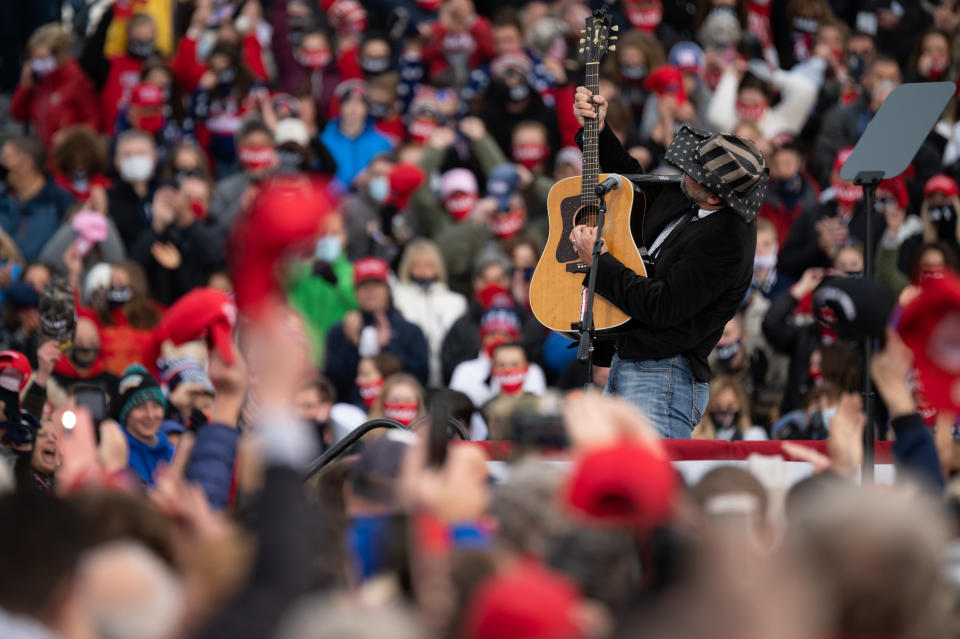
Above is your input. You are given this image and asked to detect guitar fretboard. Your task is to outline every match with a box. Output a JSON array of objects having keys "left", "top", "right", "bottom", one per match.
[{"left": 581, "top": 60, "right": 601, "bottom": 211}]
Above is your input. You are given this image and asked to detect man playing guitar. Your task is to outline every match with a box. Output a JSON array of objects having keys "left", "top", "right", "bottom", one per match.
[{"left": 569, "top": 87, "right": 768, "bottom": 438}]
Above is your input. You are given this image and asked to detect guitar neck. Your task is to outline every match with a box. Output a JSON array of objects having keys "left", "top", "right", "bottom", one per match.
[{"left": 581, "top": 61, "right": 601, "bottom": 207}]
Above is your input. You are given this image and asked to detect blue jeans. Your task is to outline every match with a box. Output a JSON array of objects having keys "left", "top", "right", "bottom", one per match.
[{"left": 604, "top": 353, "right": 710, "bottom": 439}]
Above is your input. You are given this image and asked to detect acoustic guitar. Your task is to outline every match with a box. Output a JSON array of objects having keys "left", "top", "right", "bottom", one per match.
[{"left": 529, "top": 9, "right": 647, "bottom": 334}]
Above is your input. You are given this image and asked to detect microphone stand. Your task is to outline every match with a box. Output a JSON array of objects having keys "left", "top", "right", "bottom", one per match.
[{"left": 576, "top": 186, "right": 609, "bottom": 387}]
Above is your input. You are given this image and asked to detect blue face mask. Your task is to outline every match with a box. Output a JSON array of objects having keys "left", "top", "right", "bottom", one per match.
[
  {"left": 368, "top": 176, "right": 389, "bottom": 204},
  {"left": 411, "top": 276, "right": 436, "bottom": 291},
  {"left": 314, "top": 235, "right": 341, "bottom": 262},
  {"left": 820, "top": 406, "right": 838, "bottom": 430}
]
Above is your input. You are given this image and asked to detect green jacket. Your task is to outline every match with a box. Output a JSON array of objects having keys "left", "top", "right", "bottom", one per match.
[{"left": 286, "top": 256, "right": 357, "bottom": 366}]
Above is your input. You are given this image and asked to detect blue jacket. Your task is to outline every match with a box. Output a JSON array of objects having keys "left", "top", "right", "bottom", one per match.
[
  {"left": 320, "top": 119, "right": 392, "bottom": 187},
  {"left": 186, "top": 423, "right": 240, "bottom": 510},
  {"left": 324, "top": 308, "right": 429, "bottom": 406},
  {"left": 891, "top": 413, "right": 944, "bottom": 491},
  {"left": 0, "top": 182, "right": 73, "bottom": 261},
  {"left": 124, "top": 427, "right": 175, "bottom": 487}
]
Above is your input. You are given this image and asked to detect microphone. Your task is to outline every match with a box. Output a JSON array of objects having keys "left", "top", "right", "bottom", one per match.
[{"left": 595, "top": 174, "right": 623, "bottom": 197}]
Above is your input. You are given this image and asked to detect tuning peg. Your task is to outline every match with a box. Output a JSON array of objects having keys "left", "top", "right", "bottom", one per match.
[
  {"left": 609, "top": 45, "right": 616, "bottom": 52},
  {"left": 611, "top": 25, "right": 619, "bottom": 31},
  {"left": 580, "top": 28, "right": 586, "bottom": 34},
  {"left": 578, "top": 48, "right": 584, "bottom": 54},
  {"left": 579, "top": 38, "right": 585, "bottom": 44},
  {"left": 609, "top": 36, "right": 618, "bottom": 41}
]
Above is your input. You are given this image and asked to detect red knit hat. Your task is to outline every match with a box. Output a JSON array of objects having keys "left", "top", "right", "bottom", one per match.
[
  {"left": 229, "top": 177, "right": 332, "bottom": 315},
  {"left": 924, "top": 173, "right": 960, "bottom": 198},
  {"left": 0, "top": 351, "right": 32, "bottom": 393},
  {"left": 152, "top": 288, "right": 237, "bottom": 366},
  {"left": 878, "top": 175, "right": 909, "bottom": 209},
  {"left": 565, "top": 440, "right": 677, "bottom": 532},
  {"left": 475, "top": 283, "right": 514, "bottom": 310},
  {"left": 387, "top": 164, "right": 426, "bottom": 210},
  {"left": 461, "top": 561, "right": 584, "bottom": 639}
]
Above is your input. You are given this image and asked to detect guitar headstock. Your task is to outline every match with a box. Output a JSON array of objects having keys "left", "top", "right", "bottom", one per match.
[{"left": 578, "top": 8, "right": 618, "bottom": 64}]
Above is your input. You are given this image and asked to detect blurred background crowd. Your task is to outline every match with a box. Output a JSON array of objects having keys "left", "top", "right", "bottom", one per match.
[{"left": 3, "top": 0, "right": 960, "bottom": 637}]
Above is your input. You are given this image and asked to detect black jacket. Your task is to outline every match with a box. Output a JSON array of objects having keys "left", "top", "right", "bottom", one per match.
[
  {"left": 129, "top": 221, "right": 226, "bottom": 306},
  {"left": 761, "top": 289, "right": 820, "bottom": 414},
  {"left": 585, "top": 127, "right": 756, "bottom": 382},
  {"left": 107, "top": 180, "right": 157, "bottom": 250},
  {"left": 779, "top": 200, "right": 885, "bottom": 281}
]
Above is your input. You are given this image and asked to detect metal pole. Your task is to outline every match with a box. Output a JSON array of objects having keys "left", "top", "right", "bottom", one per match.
[
  {"left": 578, "top": 191, "right": 609, "bottom": 388},
  {"left": 856, "top": 171, "right": 883, "bottom": 483}
]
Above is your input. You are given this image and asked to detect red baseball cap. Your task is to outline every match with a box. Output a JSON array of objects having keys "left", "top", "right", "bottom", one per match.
[
  {"left": 0, "top": 351, "right": 32, "bottom": 393},
  {"left": 924, "top": 173, "right": 960, "bottom": 198},
  {"left": 878, "top": 175, "right": 908, "bottom": 209},
  {"left": 833, "top": 147, "right": 855, "bottom": 175},
  {"left": 353, "top": 256, "right": 390, "bottom": 285},
  {"left": 644, "top": 65, "right": 688, "bottom": 103},
  {"left": 565, "top": 440, "right": 677, "bottom": 532},
  {"left": 896, "top": 269, "right": 960, "bottom": 412},
  {"left": 461, "top": 561, "right": 584, "bottom": 639},
  {"left": 130, "top": 82, "right": 166, "bottom": 108}
]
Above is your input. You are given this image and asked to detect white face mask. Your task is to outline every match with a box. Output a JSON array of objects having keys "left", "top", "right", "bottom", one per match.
[
  {"left": 119, "top": 154, "right": 155, "bottom": 183},
  {"left": 30, "top": 56, "right": 57, "bottom": 77}
]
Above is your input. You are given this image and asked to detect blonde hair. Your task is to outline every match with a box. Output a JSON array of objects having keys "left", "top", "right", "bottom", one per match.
[
  {"left": 27, "top": 24, "right": 72, "bottom": 60},
  {"left": 397, "top": 238, "right": 448, "bottom": 286},
  {"left": 693, "top": 376, "right": 753, "bottom": 440},
  {"left": 0, "top": 229, "right": 24, "bottom": 269}
]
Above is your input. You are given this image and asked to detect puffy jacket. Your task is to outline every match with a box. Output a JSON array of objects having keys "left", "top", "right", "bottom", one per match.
[
  {"left": 320, "top": 120, "right": 393, "bottom": 188},
  {"left": 186, "top": 423, "right": 240, "bottom": 510},
  {"left": 392, "top": 281, "right": 468, "bottom": 387},
  {"left": 10, "top": 59, "right": 100, "bottom": 148}
]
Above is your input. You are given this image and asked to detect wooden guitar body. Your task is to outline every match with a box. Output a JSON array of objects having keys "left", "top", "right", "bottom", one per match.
[{"left": 529, "top": 173, "right": 647, "bottom": 333}]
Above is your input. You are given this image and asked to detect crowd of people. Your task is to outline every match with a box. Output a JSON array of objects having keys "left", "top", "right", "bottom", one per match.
[{"left": 3, "top": 0, "right": 960, "bottom": 637}]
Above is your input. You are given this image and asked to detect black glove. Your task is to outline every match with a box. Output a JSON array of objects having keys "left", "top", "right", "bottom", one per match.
[{"left": 1, "top": 411, "right": 40, "bottom": 453}]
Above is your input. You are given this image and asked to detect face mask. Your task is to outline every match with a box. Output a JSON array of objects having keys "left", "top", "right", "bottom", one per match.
[
  {"left": 736, "top": 99, "right": 768, "bottom": 123},
  {"left": 928, "top": 55, "right": 950, "bottom": 80},
  {"left": 239, "top": 146, "right": 277, "bottom": 173},
  {"left": 217, "top": 67, "right": 237, "bottom": 87},
  {"left": 710, "top": 6, "right": 738, "bottom": 19},
  {"left": 136, "top": 113, "right": 166, "bottom": 135},
  {"left": 358, "top": 378, "right": 384, "bottom": 408},
  {"left": 383, "top": 401, "right": 418, "bottom": 427},
  {"left": 369, "top": 102, "right": 390, "bottom": 119},
  {"left": 490, "top": 208, "right": 525, "bottom": 240},
  {"left": 128, "top": 40, "right": 155, "bottom": 59},
  {"left": 493, "top": 366, "right": 527, "bottom": 395},
  {"left": 174, "top": 168, "right": 202, "bottom": 185},
  {"left": 834, "top": 182, "right": 863, "bottom": 208},
  {"left": 709, "top": 410, "right": 739, "bottom": 430},
  {"left": 368, "top": 175, "right": 390, "bottom": 203},
  {"left": 714, "top": 340, "right": 741, "bottom": 367},
  {"left": 276, "top": 148, "right": 305, "bottom": 171},
  {"left": 298, "top": 49, "right": 332, "bottom": 70},
  {"left": 819, "top": 406, "right": 838, "bottom": 430},
  {"left": 408, "top": 117, "right": 439, "bottom": 144},
  {"left": 314, "top": 234, "right": 341, "bottom": 262},
  {"left": 70, "top": 346, "right": 99, "bottom": 368},
  {"left": 107, "top": 286, "right": 133, "bottom": 308},
  {"left": 928, "top": 205, "right": 957, "bottom": 240},
  {"left": 30, "top": 56, "right": 57, "bottom": 77},
  {"left": 512, "top": 143, "right": 549, "bottom": 170},
  {"left": 411, "top": 276, "right": 437, "bottom": 291},
  {"left": 361, "top": 57, "right": 391, "bottom": 75},
  {"left": 754, "top": 251, "right": 777, "bottom": 272},
  {"left": 620, "top": 64, "right": 647, "bottom": 82},
  {"left": 70, "top": 170, "right": 90, "bottom": 197},
  {"left": 0, "top": 164, "right": 9, "bottom": 183},
  {"left": 508, "top": 83, "right": 531, "bottom": 103},
  {"left": 119, "top": 154, "right": 155, "bottom": 183},
  {"left": 189, "top": 199, "right": 208, "bottom": 220},
  {"left": 808, "top": 367, "right": 824, "bottom": 386},
  {"left": 444, "top": 193, "right": 477, "bottom": 221}
]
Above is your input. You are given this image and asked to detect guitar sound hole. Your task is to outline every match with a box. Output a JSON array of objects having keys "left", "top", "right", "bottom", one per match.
[{"left": 574, "top": 204, "right": 600, "bottom": 228}]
